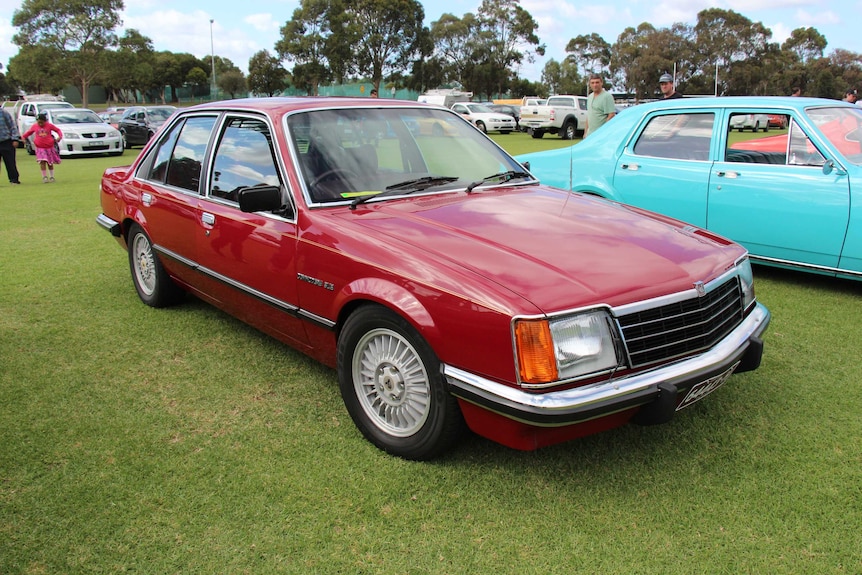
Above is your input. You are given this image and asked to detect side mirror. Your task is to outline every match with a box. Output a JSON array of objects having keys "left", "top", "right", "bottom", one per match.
[
  {"left": 822, "top": 159, "right": 846, "bottom": 176},
  {"left": 521, "top": 161, "right": 531, "bottom": 172},
  {"left": 237, "top": 185, "right": 284, "bottom": 213}
]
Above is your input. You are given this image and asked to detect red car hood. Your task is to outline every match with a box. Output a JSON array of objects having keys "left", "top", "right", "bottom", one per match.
[{"left": 335, "top": 186, "right": 744, "bottom": 314}]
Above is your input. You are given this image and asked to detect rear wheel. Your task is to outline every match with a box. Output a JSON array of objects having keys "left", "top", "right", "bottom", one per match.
[
  {"left": 127, "top": 223, "right": 184, "bottom": 308},
  {"left": 530, "top": 128, "right": 545, "bottom": 139},
  {"left": 337, "top": 305, "right": 465, "bottom": 460},
  {"left": 561, "top": 120, "right": 576, "bottom": 140}
]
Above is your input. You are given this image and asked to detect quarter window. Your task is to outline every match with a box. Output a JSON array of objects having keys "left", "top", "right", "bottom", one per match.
[
  {"left": 632, "top": 113, "right": 714, "bottom": 161},
  {"left": 147, "top": 116, "right": 216, "bottom": 192}
]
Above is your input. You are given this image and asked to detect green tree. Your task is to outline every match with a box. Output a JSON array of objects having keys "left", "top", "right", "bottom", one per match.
[
  {"left": 101, "top": 29, "right": 154, "bottom": 103},
  {"left": 218, "top": 70, "right": 248, "bottom": 99},
  {"left": 565, "top": 33, "right": 611, "bottom": 78},
  {"left": 348, "top": 0, "right": 426, "bottom": 94},
  {"left": 12, "top": 0, "right": 124, "bottom": 107},
  {"left": 276, "top": 0, "right": 338, "bottom": 96},
  {"left": 429, "top": 13, "right": 477, "bottom": 87},
  {"left": 248, "top": 50, "right": 288, "bottom": 96},
  {"left": 7, "top": 45, "right": 66, "bottom": 94},
  {"left": 692, "top": 8, "right": 771, "bottom": 95},
  {"left": 472, "top": 0, "right": 544, "bottom": 96},
  {"left": 186, "top": 66, "right": 208, "bottom": 98}
]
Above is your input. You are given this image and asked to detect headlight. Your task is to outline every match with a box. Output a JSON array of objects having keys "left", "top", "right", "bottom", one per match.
[
  {"left": 64, "top": 133, "right": 81, "bottom": 140},
  {"left": 737, "top": 256, "right": 755, "bottom": 309},
  {"left": 109, "top": 130, "right": 120, "bottom": 138},
  {"left": 514, "top": 310, "right": 622, "bottom": 386}
]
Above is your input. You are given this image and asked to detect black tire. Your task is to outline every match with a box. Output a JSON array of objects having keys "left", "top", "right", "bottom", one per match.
[
  {"left": 475, "top": 121, "right": 487, "bottom": 133},
  {"left": 127, "top": 223, "right": 184, "bottom": 308},
  {"left": 499, "top": 130, "right": 511, "bottom": 135},
  {"left": 530, "top": 128, "right": 545, "bottom": 139},
  {"left": 561, "top": 120, "right": 576, "bottom": 140},
  {"left": 121, "top": 131, "right": 131, "bottom": 149},
  {"left": 337, "top": 304, "right": 465, "bottom": 460}
]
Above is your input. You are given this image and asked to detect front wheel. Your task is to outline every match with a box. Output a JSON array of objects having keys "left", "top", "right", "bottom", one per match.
[
  {"left": 337, "top": 305, "right": 465, "bottom": 460},
  {"left": 530, "top": 128, "right": 545, "bottom": 139},
  {"left": 475, "top": 121, "right": 487, "bottom": 133},
  {"left": 127, "top": 223, "right": 184, "bottom": 308}
]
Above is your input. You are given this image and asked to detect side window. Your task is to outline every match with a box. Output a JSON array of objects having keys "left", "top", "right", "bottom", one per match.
[
  {"left": 146, "top": 116, "right": 215, "bottom": 192},
  {"left": 632, "top": 113, "right": 714, "bottom": 161},
  {"left": 149, "top": 122, "right": 182, "bottom": 183},
  {"left": 210, "top": 117, "right": 280, "bottom": 203},
  {"left": 788, "top": 119, "right": 826, "bottom": 167},
  {"left": 579, "top": 98, "right": 587, "bottom": 111}
]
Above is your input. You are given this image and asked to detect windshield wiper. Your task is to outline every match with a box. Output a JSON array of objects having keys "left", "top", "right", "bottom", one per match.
[
  {"left": 350, "top": 176, "right": 459, "bottom": 209},
  {"left": 465, "top": 170, "right": 532, "bottom": 193}
]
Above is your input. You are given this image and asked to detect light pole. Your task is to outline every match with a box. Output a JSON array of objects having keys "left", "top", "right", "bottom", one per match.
[{"left": 209, "top": 19, "right": 216, "bottom": 100}]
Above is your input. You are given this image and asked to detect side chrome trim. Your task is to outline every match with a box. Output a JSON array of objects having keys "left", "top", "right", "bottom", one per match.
[
  {"left": 445, "top": 303, "right": 770, "bottom": 427},
  {"left": 154, "top": 244, "right": 337, "bottom": 331},
  {"left": 751, "top": 255, "right": 862, "bottom": 279}
]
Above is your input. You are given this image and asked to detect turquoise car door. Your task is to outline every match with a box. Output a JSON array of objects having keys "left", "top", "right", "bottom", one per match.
[
  {"left": 708, "top": 115, "right": 850, "bottom": 268},
  {"left": 612, "top": 112, "right": 716, "bottom": 228}
]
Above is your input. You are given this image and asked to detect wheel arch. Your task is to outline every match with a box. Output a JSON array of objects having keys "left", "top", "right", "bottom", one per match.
[{"left": 333, "top": 278, "right": 440, "bottom": 347}]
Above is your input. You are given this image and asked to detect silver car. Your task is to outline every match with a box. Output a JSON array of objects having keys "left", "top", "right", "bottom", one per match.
[{"left": 26, "top": 109, "right": 124, "bottom": 157}]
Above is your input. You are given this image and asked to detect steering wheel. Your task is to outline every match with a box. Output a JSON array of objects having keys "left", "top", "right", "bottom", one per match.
[{"left": 309, "top": 168, "right": 359, "bottom": 200}]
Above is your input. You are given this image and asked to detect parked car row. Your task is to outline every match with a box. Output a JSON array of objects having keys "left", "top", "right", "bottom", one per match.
[
  {"left": 97, "top": 97, "right": 770, "bottom": 459},
  {"left": 4, "top": 96, "right": 179, "bottom": 158}
]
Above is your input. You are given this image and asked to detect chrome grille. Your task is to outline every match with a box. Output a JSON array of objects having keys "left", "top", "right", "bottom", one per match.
[{"left": 617, "top": 277, "right": 744, "bottom": 367}]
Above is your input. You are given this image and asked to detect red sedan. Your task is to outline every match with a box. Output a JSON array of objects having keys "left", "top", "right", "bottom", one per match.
[{"left": 97, "top": 98, "right": 770, "bottom": 459}]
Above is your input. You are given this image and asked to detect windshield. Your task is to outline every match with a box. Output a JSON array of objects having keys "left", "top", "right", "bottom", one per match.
[
  {"left": 804, "top": 106, "right": 862, "bottom": 165},
  {"left": 287, "top": 107, "right": 531, "bottom": 204},
  {"left": 52, "top": 110, "right": 103, "bottom": 124},
  {"left": 147, "top": 108, "right": 176, "bottom": 122},
  {"left": 466, "top": 103, "right": 494, "bottom": 114}
]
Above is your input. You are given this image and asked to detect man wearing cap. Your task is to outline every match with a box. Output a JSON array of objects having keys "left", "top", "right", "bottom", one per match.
[
  {"left": 843, "top": 88, "right": 857, "bottom": 104},
  {"left": 659, "top": 73, "right": 683, "bottom": 99}
]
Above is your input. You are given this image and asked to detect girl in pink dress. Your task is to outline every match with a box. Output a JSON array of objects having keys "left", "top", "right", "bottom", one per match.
[{"left": 21, "top": 113, "right": 63, "bottom": 183}]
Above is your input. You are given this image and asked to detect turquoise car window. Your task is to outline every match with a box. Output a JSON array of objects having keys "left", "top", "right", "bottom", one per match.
[
  {"left": 632, "top": 113, "right": 713, "bottom": 161},
  {"left": 788, "top": 119, "right": 826, "bottom": 167},
  {"left": 805, "top": 106, "right": 862, "bottom": 165}
]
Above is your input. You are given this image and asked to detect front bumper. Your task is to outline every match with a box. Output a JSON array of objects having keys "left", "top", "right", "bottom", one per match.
[{"left": 444, "top": 302, "right": 770, "bottom": 427}]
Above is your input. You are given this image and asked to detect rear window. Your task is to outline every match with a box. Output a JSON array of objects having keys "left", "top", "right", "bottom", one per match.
[{"left": 632, "top": 113, "right": 714, "bottom": 161}]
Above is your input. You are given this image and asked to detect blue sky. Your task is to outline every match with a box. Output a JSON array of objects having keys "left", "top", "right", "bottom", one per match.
[{"left": 0, "top": 0, "right": 858, "bottom": 83}]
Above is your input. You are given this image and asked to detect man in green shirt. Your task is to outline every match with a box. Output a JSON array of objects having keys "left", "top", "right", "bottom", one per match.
[{"left": 586, "top": 74, "right": 615, "bottom": 137}]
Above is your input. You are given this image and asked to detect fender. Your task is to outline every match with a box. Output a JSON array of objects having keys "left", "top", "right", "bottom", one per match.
[{"left": 333, "top": 276, "right": 439, "bottom": 341}]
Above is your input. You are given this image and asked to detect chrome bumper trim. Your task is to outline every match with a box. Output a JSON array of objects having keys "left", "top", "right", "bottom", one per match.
[{"left": 444, "top": 303, "right": 770, "bottom": 426}]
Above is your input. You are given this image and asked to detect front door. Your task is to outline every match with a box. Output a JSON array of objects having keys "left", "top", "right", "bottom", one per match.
[{"left": 708, "top": 115, "right": 850, "bottom": 268}]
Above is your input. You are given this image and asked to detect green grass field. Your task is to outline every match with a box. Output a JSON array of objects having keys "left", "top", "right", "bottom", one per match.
[{"left": 1, "top": 138, "right": 861, "bottom": 574}]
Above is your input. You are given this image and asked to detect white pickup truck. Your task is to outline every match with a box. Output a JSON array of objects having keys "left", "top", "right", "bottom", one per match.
[{"left": 519, "top": 95, "right": 588, "bottom": 140}]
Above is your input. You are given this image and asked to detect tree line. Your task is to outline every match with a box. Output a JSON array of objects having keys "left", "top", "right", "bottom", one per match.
[{"left": 3, "top": 0, "right": 861, "bottom": 107}]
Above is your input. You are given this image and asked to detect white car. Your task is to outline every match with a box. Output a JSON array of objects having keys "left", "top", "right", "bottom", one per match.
[
  {"left": 26, "top": 108, "right": 123, "bottom": 157},
  {"left": 17, "top": 99, "right": 74, "bottom": 137},
  {"left": 450, "top": 102, "right": 516, "bottom": 134},
  {"left": 729, "top": 113, "right": 770, "bottom": 132}
]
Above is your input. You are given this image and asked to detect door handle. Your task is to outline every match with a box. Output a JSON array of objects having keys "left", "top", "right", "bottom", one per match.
[
  {"left": 621, "top": 163, "right": 639, "bottom": 171},
  {"left": 716, "top": 171, "right": 739, "bottom": 179},
  {"left": 201, "top": 212, "right": 215, "bottom": 226}
]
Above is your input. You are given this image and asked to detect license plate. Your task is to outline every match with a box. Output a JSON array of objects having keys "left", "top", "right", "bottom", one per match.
[
  {"left": 89, "top": 141, "right": 104, "bottom": 146},
  {"left": 676, "top": 361, "right": 741, "bottom": 411}
]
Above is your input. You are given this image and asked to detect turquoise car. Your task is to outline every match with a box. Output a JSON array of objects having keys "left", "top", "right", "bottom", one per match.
[{"left": 519, "top": 97, "right": 862, "bottom": 280}]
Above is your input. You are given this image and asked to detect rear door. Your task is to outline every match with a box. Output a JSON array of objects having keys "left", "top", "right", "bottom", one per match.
[
  {"left": 612, "top": 111, "right": 716, "bottom": 227},
  {"left": 708, "top": 111, "right": 850, "bottom": 267}
]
